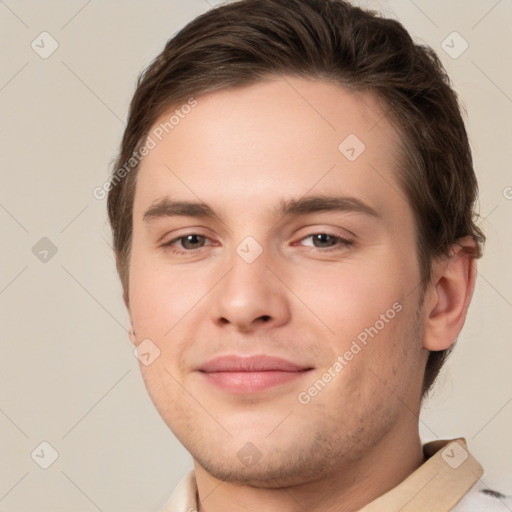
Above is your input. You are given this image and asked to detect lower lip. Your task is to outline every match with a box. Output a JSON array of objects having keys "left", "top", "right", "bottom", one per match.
[{"left": 200, "top": 370, "right": 311, "bottom": 393}]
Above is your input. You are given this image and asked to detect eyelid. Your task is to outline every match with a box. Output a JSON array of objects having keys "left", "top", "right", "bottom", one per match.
[
  {"left": 160, "top": 225, "right": 215, "bottom": 243},
  {"left": 292, "top": 224, "right": 355, "bottom": 243},
  {"left": 293, "top": 231, "right": 354, "bottom": 250},
  {"left": 161, "top": 228, "right": 355, "bottom": 254},
  {"left": 162, "top": 232, "right": 216, "bottom": 248}
]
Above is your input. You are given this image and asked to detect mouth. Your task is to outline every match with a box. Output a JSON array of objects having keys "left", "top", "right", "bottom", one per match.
[{"left": 197, "top": 355, "right": 314, "bottom": 394}]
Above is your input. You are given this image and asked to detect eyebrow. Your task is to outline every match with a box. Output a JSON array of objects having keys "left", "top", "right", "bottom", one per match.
[{"left": 142, "top": 194, "right": 380, "bottom": 223}]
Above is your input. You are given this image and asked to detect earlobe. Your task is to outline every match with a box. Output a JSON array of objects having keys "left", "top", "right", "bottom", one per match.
[
  {"left": 129, "top": 325, "right": 137, "bottom": 345},
  {"left": 423, "top": 237, "right": 478, "bottom": 352},
  {"left": 126, "top": 295, "right": 137, "bottom": 345}
]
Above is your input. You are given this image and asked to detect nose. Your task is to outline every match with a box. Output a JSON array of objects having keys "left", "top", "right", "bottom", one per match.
[{"left": 210, "top": 246, "right": 291, "bottom": 333}]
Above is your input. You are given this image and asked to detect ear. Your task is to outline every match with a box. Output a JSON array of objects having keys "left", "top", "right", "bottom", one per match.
[
  {"left": 423, "top": 236, "right": 478, "bottom": 352},
  {"left": 124, "top": 290, "right": 137, "bottom": 345},
  {"left": 128, "top": 324, "right": 137, "bottom": 346},
  {"left": 127, "top": 305, "right": 137, "bottom": 346}
]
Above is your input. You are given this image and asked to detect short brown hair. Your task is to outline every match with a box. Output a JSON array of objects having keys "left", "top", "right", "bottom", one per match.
[{"left": 107, "top": 0, "right": 485, "bottom": 398}]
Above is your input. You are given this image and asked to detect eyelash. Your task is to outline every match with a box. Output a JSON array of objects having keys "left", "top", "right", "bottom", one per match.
[{"left": 162, "top": 231, "right": 353, "bottom": 255}]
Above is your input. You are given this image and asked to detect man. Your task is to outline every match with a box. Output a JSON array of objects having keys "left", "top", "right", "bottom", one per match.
[{"left": 106, "top": 0, "right": 510, "bottom": 510}]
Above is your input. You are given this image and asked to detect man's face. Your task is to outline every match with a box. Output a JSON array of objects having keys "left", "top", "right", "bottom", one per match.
[{"left": 128, "top": 76, "right": 428, "bottom": 486}]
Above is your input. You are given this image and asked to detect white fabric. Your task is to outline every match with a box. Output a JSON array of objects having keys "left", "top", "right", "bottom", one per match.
[{"left": 451, "top": 479, "right": 512, "bottom": 511}]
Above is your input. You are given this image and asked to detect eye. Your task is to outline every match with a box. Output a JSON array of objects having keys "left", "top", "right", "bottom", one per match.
[
  {"left": 162, "top": 233, "right": 214, "bottom": 253},
  {"left": 297, "top": 232, "right": 353, "bottom": 251},
  {"left": 161, "top": 231, "right": 352, "bottom": 255}
]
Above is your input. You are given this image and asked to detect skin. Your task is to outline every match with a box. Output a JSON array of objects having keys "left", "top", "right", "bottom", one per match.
[{"left": 126, "top": 76, "right": 477, "bottom": 512}]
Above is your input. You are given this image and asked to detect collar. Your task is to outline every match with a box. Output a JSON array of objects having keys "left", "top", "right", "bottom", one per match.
[
  {"left": 359, "top": 438, "right": 483, "bottom": 511},
  {"left": 160, "top": 438, "right": 483, "bottom": 512}
]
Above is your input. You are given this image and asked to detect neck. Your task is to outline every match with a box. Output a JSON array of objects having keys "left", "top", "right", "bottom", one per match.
[{"left": 194, "top": 425, "right": 424, "bottom": 512}]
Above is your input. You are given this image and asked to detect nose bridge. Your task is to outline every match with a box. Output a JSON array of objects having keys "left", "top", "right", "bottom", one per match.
[
  {"left": 223, "top": 237, "right": 273, "bottom": 304},
  {"left": 210, "top": 235, "right": 291, "bottom": 330}
]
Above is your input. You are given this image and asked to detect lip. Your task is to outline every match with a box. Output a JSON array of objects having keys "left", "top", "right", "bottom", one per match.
[
  {"left": 198, "top": 355, "right": 313, "bottom": 394},
  {"left": 199, "top": 355, "right": 311, "bottom": 372}
]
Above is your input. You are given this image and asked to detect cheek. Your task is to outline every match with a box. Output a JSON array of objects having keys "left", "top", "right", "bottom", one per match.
[
  {"left": 289, "top": 257, "right": 409, "bottom": 345},
  {"left": 292, "top": 253, "right": 421, "bottom": 402},
  {"left": 128, "top": 251, "right": 204, "bottom": 337},
  {"left": 137, "top": 360, "right": 188, "bottom": 432},
  {"left": 322, "top": 304, "right": 422, "bottom": 422}
]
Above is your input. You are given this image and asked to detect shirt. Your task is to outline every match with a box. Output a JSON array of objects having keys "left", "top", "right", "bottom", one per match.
[{"left": 158, "top": 438, "right": 511, "bottom": 511}]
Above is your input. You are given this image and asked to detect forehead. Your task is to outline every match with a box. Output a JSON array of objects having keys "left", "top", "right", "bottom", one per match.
[{"left": 133, "top": 76, "right": 407, "bottom": 222}]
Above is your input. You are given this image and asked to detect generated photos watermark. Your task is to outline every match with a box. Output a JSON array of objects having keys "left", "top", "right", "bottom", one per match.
[
  {"left": 93, "top": 97, "right": 198, "bottom": 200},
  {"left": 298, "top": 301, "right": 403, "bottom": 405}
]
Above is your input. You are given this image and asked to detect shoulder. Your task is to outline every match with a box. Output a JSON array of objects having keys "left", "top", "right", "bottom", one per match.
[{"left": 451, "top": 479, "right": 512, "bottom": 511}]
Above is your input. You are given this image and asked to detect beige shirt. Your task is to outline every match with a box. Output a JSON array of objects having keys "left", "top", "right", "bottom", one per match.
[{"left": 159, "top": 438, "right": 508, "bottom": 511}]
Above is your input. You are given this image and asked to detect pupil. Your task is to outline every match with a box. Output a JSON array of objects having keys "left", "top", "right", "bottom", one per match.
[
  {"left": 315, "top": 234, "right": 334, "bottom": 247},
  {"left": 184, "top": 234, "right": 202, "bottom": 249}
]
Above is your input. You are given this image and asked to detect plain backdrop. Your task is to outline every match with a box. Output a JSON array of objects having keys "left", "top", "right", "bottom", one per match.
[{"left": 1, "top": 0, "right": 511, "bottom": 510}]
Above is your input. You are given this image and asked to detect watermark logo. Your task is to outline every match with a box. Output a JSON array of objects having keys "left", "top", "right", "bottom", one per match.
[
  {"left": 31, "top": 441, "right": 59, "bottom": 469},
  {"left": 441, "top": 441, "right": 469, "bottom": 469},
  {"left": 31, "top": 32, "right": 59, "bottom": 59},
  {"left": 32, "top": 237, "right": 58, "bottom": 263},
  {"left": 237, "top": 442, "right": 263, "bottom": 467},
  {"left": 441, "top": 31, "right": 469, "bottom": 59},
  {"left": 236, "top": 236, "right": 263, "bottom": 264},
  {"left": 338, "top": 134, "right": 366, "bottom": 161},
  {"left": 133, "top": 338, "right": 161, "bottom": 366}
]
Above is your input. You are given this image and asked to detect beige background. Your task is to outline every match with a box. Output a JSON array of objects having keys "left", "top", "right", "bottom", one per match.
[{"left": 1, "top": 0, "right": 511, "bottom": 510}]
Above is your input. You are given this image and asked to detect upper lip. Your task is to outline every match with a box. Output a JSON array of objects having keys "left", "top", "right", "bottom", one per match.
[{"left": 199, "top": 355, "right": 312, "bottom": 373}]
